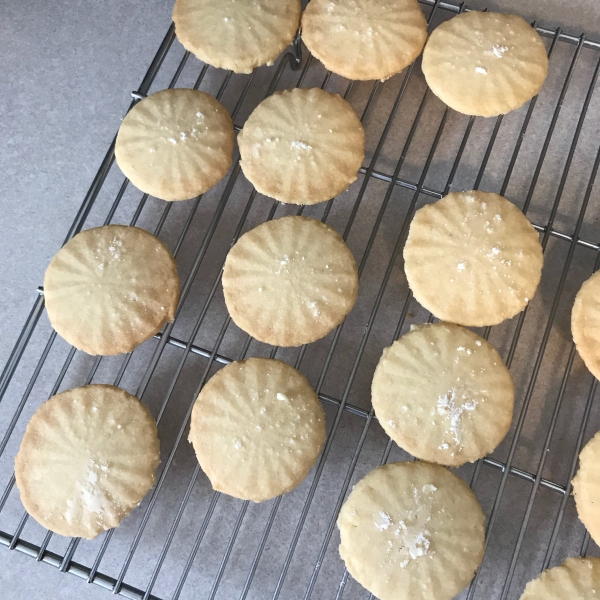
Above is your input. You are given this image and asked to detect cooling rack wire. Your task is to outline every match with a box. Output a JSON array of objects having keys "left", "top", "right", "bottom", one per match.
[{"left": 2, "top": 1, "right": 600, "bottom": 598}]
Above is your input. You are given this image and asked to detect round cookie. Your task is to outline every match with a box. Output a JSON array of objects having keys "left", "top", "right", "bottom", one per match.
[
  {"left": 337, "top": 461, "right": 485, "bottom": 600},
  {"left": 403, "top": 191, "right": 543, "bottom": 327},
  {"left": 301, "top": 0, "right": 428, "bottom": 81},
  {"left": 520, "top": 557, "right": 600, "bottom": 600},
  {"left": 422, "top": 11, "right": 548, "bottom": 117},
  {"left": 222, "top": 216, "right": 358, "bottom": 347},
  {"left": 237, "top": 88, "right": 365, "bottom": 204},
  {"left": 189, "top": 358, "right": 326, "bottom": 502},
  {"left": 172, "top": 0, "right": 301, "bottom": 74},
  {"left": 115, "top": 89, "right": 234, "bottom": 201},
  {"left": 44, "top": 225, "right": 180, "bottom": 355},
  {"left": 372, "top": 322, "right": 514, "bottom": 466},
  {"left": 15, "top": 385, "right": 160, "bottom": 540},
  {"left": 572, "top": 430, "right": 600, "bottom": 545},
  {"left": 572, "top": 271, "right": 600, "bottom": 380}
]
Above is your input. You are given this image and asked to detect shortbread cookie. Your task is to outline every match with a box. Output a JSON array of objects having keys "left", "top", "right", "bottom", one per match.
[
  {"left": 237, "top": 88, "right": 365, "bottom": 204},
  {"left": 403, "top": 191, "right": 543, "bottom": 326},
  {"left": 173, "top": 0, "right": 301, "bottom": 74},
  {"left": 572, "top": 271, "right": 600, "bottom": 380},
  {"left": 301, "top": 0, "right": 428, "bottom": 81},
  {"left": 44, "top": 225, "right": 179, "bottom": 355},
  {"left": 189, "top": 358, "right": 326, "bottom": 502},
  {"left": 222, "top": 216, "right": 358, "bottom": 346},
  {"left": 372, "top": 323, "right": 514, "bottom": 466},
  {"left": 520, "top": 557, "right": 600, "bottom": 599},
  {"left": 572, "top": 430, "right": 600, "bottom": 545},
  {"left": 422, "top": 11, "right": 548, "bottom": 117},
  {"left": 337, "top": 462, "right": 485, "bottom": 600},
  {"left": 115, "top": 89, "right": 234, "bottom": 201},
  {"left": 15, "top": 385, "right": 160, "bottom": 539}
]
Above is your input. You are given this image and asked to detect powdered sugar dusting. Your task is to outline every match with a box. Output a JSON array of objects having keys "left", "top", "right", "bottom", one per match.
[
  {"left": 64, "top": 458, "right": 112, "bottom": 522},
  {"left": 437, "top": 388, "right": 478, "bottom": 445},
  {"left": 65, "top": 498, "right": 76, "bottom": 523},
  {"left": 306, "top": 300, "right": 320, "bottom": 317},
  {"left": 374, "top": 511, "right": 392, "bottom": 531},
  {"left": 485, "top": 45, "right": 509, "bottom": 58},
  {"left": 275, "top": 254, "right": 290, "bottom": 275},
  {"left": 108, "top": 237, "right": 122, "bottom": 260},
  {"left": 291, "top": 140, "right": 312, "bottom": 151},
  {"left": 378, "top": 484, "right": 437, "bottom": 568},
  {"left": 475, "top": 66, "right": 488, "bottom": 75}
]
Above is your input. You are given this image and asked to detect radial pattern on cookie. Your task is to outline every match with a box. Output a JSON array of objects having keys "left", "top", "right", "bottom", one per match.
[
  {"left": 337, "top": 462, "right": 485, "bottom": 600},
  {"left": 14, "top": 385, "right": 160, "bottom": 539},
  {"left": 572, "top": 271, "right": 600, "bottom": 380},
  {"left": 44, "top": 225, "right": 179, "bottom": 355},
  {"left": 189, "top": 358, "right": 326, "bottom": 502},
  {"left": 115, "top": 89, "right": 234, "bottom": 200},
  {"left": 173, "top": 0, "right": 301, "bottom": 73},
  {"left": 372, "top": 323, "right": 514, "bottom": 467},
  {"left": 222, "top": 216, "right": 359, "bottom": 347},
  {"left": 403, "top": 191, "right": 543, "bottom": 326},
  {"left": 238, "top": 88, "right": 365, "bottom": 204},
  {"left": 301, "top": 0, "right": 428, "bottom": 81},
  {"left": 520, "top": 557, "right": 600, "bottom": 599},
  {"left": 572, "top": 430, "right": 600, "bottom": 547},
  {"left": 422, "top": 11, "right": 548, "bottom": 116}
]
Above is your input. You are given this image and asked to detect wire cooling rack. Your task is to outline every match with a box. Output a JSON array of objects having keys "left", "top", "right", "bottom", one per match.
[{"left": 3, "top": 1, "right": 600, "bottom": 598}]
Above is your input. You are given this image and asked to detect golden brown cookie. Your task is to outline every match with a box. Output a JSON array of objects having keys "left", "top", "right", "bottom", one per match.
[
  {"left": 372, "top": 322, "right": 514, "bottom": 466},
  {"left": 222, "top": 216, "right": 358, "bottom": 346},
  {"left": 572, "top": 271, "right": 600, "bottom": 380},
  {"left": 189, "top": 358, "right": 326, "bottom": 502},
  {"left": 519, "top": 557, "right": 600, "bottom": 600},
  {"left": 573, "top": 430, "right": 600, "bottom": 546},
  {"left": 337, "top": 461, "right": 485, "bottom": 600},
  {"left": 403, "top": 191, "right": 543, "bottom": 326},
  {"left": 422, "top": 11, "right": 548, "bottom": 116},
  {"left": 44, "top": 225, "right": 179, "bottom": 355},
  {"left": 301, "top": 0, "right": 428, "bottom": 81},
  {"left": 15, "top": 385, "right": 160, "bottom": 540},
  {"left": 237, "top": 87, "right": 365, "bottom": 204},
  {"left": 173, "top": 0, "right": 301, "bottom": 74},
  {"left": 115, "top": 89, "right": 234, "bottom": 201}
]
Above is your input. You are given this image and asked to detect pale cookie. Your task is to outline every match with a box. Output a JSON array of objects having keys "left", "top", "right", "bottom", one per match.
[
  {"left": 572, "top": 271, "right": 600, "bottom": 380},
  {"left": 173, "top": 0, "right": 301, "bottom": 74},
  {"left": 115, "top": 89, "right": 234, "bottom": 201},
  {"left": 222, "top": 216, "right": 358, "bottom": 346},
  {"left": 44, "top": 225, "right": 179, "bottom": 355},
  {"left": 15, "top": 385, "right": 160, "bottom": 540},
  {"left": 572, "top": 430, "right": 600, "bottom": 545},
  {"left": 238, "top": 87, "right": 365, "bottom": 204},
  {"left": 337, "top": 462, "right": 485, "bottom": 600},
  {"left": 422, "top": 11, "right": 548, "bottom": 117},
  {"left": 301, "top": 0, "right": 427, "bottom": 81},
  {"left": 189, "top": 358, "right": 326, "bottom": 502},
  {"left": 520, "top": 557, "right": 600, "bottom": 600},
  {"left": 403, "top": 191, "right": 543, "bottom": 327},
  {"left": 372, "top": 322, "right": 514, "bottom": 467}
]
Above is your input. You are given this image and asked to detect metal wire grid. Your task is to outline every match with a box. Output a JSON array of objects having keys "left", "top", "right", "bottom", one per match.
[{"left": 2, "top": 1, "right": 600, "bottom": 598}]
